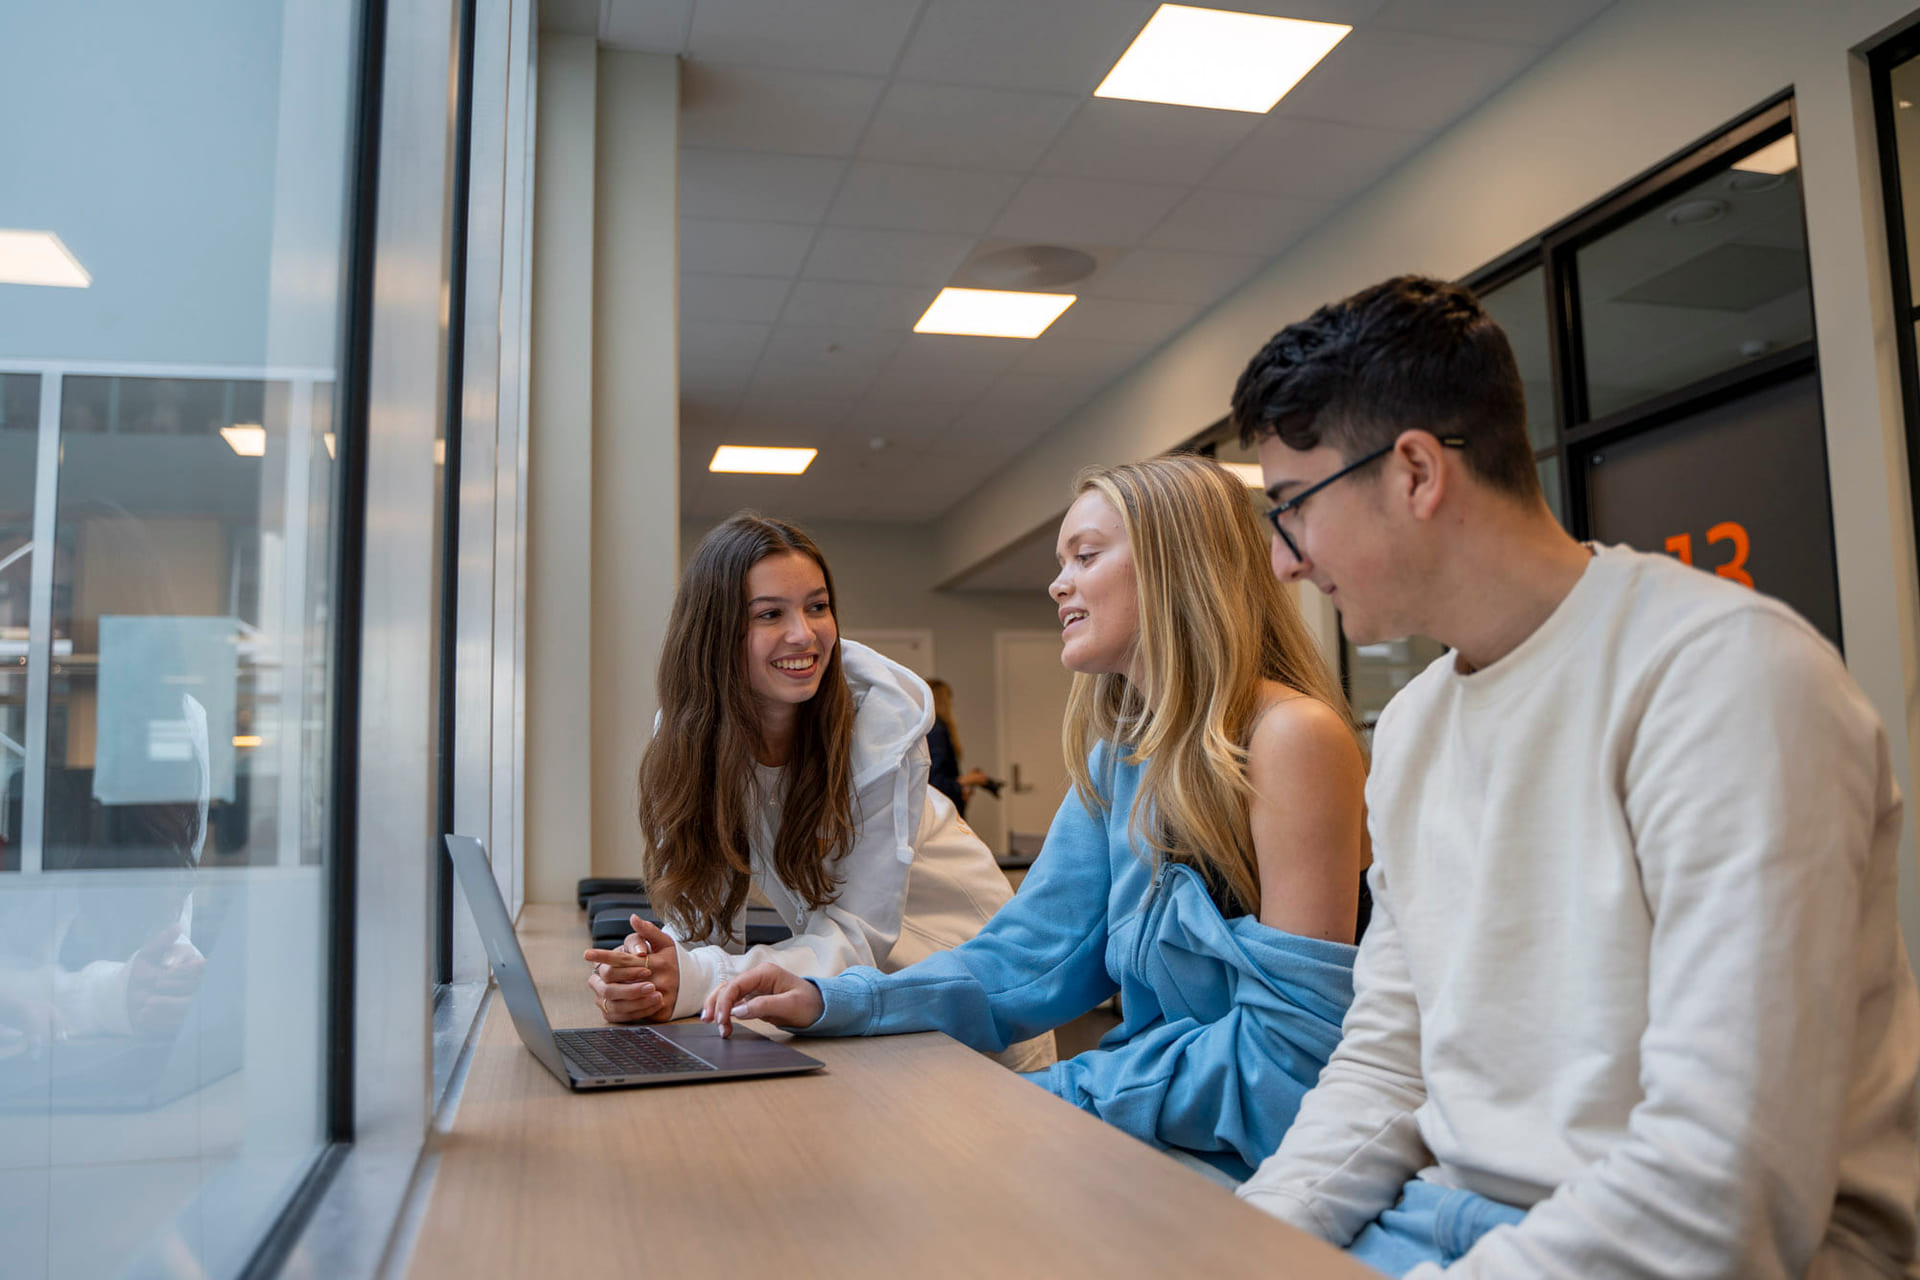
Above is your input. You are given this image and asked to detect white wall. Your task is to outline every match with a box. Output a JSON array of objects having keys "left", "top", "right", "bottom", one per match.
[
  {"left": 590, "top": 51, "right": 679, "bottom": 885},
  {"left": 526, "top": 34, "right": 598, "bottom": 905},
  {"left": 680, "top": 516, "right": 1059, "bottom": 857},
  {"left": 527, "top": 44, "right": 679, "bottom": 902},
  {"left": 934, "top": 0, "right": 1920, "bottom": 964}
]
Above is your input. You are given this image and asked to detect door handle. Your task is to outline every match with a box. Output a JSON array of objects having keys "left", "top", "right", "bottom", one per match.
[{"left": 1011, "top": 763, "right": 1033, "bottom": 794}]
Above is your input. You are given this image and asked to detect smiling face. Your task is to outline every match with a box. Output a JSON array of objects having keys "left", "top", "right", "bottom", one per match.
[
  {"left": 741, "top": 551, "right": 838, "bottom": 713},
  {"left": 1049, "top": 489, "right": 1141, "bottom": 676},
  {"left": 1257, "top": 432, "right": 1411, "bottom": 645}
]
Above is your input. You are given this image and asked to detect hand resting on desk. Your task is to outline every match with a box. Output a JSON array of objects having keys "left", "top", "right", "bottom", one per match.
[
  {"left": 583, "top": 916, "right": 680, "bottom": 1024},
  {"left": 702, "top": 962, "right": 823, "bottom": 1038}
]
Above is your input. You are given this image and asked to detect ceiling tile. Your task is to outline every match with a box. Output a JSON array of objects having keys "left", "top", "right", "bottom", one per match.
[
  {"left": 1367, "top": 0, "right": 1614, "bottom": 47},
  {"left": 781, "top": 279, "right": 932, "bottom": 330},
  {"left": 801, "top": 226, "right": 977, "bottom": 285},
  {"left": 826, "top": 162, "right": 1025, "bottom": 236},
  {"left": 731, "top": 393, "right": 860, "bottom": 433},
  {"left": 1045, "top": 297, "right": 1198, "bottom": 347},
  {"left": 1038, "top": 99, "right": 1261, "bottom": 186},
  {"left": 681, "top": 218, "right": 817, "bottom": 276},
  {"left": 1083, "top": 248, "right": 1265, "bottom": 306},
  {"left": 897, "top": 0, "right": 1156, "bottom": 95},
  {"left": 1208, "top": 117, "right": 1428, "bottom": 204},
  {"left": 885, "top": 333, "right": 1027, "bottom": 377},
  {"left": 841, "top": 390, "right": 973, "bottom": 442},
  {"left": 681, "top": 319, "right": 772, "bottom": 376},
  {"left": 679, "top": 150, "right": 847, "bottom": 223},
  {"left": 1144, "top": 189, "right": 1332, "bottom": 255},
  {"left": 858, "top": 82, "right": 1081, "bottom": 171},
  {"left": 758, "top": 323, "right": 904, "bottom": 385},
  {"left": 863, "top": 361, "right": 1002, "bottom": 409},
  {"left": 681, "top": 272, "right": 793, "bottom": 323},
  {"left": 687, "top": 0, "right": 923, "bottom": 75},
  {"left": 680, "top": 63, "right": 885, "bottom": 156},
  {"left": 990, "top": 175, "right": 1187, "bottom": 246},
  {"left": 1273, "top": 28, "right": 1542, "bottom": 132},
  {"left": 601, "top": 0, "right": 692, "bottom": 51},
  {"left": 1010, "top": 337, "right": 1149, "bottom": 381}
]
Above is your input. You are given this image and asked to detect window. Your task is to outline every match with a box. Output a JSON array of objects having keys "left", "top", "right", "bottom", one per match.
[
  {"left": 1465, "top": 94, "right": 1839, "bottom": 650},
  {"left": 0, "top": 1, "right": 360, "bottom": 1274}
]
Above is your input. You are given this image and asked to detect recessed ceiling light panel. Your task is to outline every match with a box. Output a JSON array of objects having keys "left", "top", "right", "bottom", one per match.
[
  {"left": 0, "top": 230, "right": 92, "bottom": 288},
  {"left": 220, "top": 425, "right": 267, "bottom": 457},
  {"left": 914, "top": 287, "right": 1076, "bottom": 339},
  {"left": 1732, "top": 134, "right": 1798, "bottom": 177},
  {"left": 1095, "top": 4, "right": 1351, "bottom": 114},
  {"left": 710, "top": 445, "right": 817, "bottom": 475},
  {"left": 1218, "top": 461, "right": 1265, "bottom": 488}
]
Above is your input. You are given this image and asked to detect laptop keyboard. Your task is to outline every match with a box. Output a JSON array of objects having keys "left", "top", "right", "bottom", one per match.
[{"left": 555, "top": 1028, "right": 716, "bottom": 1078}]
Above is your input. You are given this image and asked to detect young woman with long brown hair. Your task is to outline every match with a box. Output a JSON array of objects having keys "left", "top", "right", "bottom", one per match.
[
  {"left": 583, "top": 512, "right": 1053, "bottom": 1072},
  {"left": 702, "top": 455, "right": 1367, "bottom": 1179}
]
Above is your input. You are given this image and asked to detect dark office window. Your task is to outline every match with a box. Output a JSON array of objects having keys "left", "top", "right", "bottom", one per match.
[
  {"left": 1477, "top": 267, "right": 1556, "bottom": 452},
  {"left": 1571, "top": 133, "right": 1813, "bottom": 423}
]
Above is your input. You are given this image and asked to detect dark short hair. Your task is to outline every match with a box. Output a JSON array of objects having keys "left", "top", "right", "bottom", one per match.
[{"left": 1230, "top": 275, "right": 1537, "bottom": 498}]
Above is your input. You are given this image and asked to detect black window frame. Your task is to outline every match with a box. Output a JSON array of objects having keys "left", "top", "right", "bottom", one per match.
[{"left": 1868, "top": 26, "right": 1920, "bottom": 615}]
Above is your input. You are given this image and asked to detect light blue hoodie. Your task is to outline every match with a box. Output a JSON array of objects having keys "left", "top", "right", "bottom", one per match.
[{"left": 804, "top": 745, "right": 1358, "bottom": 1177}]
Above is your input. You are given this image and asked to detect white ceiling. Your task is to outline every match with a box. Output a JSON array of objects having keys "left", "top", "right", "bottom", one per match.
[{"left": 556, "top": 0, "right": 1617, "bottom": 523}]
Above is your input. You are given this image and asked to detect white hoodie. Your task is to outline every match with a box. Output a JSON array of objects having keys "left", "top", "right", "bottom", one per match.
[{"left": 664, "top": 641, "right": 1048, "bottom": 1068}]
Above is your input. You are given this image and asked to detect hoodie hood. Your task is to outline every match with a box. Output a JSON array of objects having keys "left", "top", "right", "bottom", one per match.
[{"left": 838, "top": 638, "right": 935, "bottom": 792}]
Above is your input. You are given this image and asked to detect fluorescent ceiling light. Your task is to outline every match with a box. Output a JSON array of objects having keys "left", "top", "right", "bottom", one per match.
[
  {"left": 233, "top": 735, "right": 263, "bottom": 749},
  {"left": 0, "top": 230, "right": 91, "bottom": 288},
  {"left": 1218, "top": 461, "right": 1265, "bottom": 488},
  {"left": 220, "top": 424, "right": 266, "bottom": 457},
  {"left": 1095, "top": 5, "right": 1351, "bottom": 114},
  {"left": 322, "top": 432, "right": 337, "bottom": 459},
  {"left": 914, "top": 288, "right": 1076, "bottom": 339},
  {"left": 710, "top": 445, "right": 817, "bottom": 475},
  {"left": 435, "top": 438, "right": 446, "bottom": 466},
  {"left": 1733, "top": 135, "right": 1798, "bottom": 176}
]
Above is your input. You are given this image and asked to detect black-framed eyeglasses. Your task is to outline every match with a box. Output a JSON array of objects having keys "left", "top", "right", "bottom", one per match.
[{"left": 1263, "top": 436, "right": 1465, "bottom": 563}]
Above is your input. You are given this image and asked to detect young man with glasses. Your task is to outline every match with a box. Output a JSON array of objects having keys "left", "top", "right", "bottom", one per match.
[{"left": 1229, "top": 274, "right": 1920, "bottom": 1278}]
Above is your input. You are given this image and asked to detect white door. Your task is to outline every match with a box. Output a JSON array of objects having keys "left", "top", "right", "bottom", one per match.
[
  {"left": 995, "top": 630, "right": 1076, "bottom": 864},
  {"left": 843, "top": 629, "right": 935, "bottom": 679}
]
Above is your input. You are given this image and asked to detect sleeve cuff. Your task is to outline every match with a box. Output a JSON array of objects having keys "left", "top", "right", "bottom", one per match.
[
  {"left": 671, "top": 943, "right": 721, "bottom": 1021},
  {"left": 1234, "top": 1183, "right": 1335, "bottom": 1241},
  {"left": 800, "top": 971, "right": 877, "bottom": 1037}
]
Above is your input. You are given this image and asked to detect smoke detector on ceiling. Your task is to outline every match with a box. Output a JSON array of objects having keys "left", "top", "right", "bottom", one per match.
[{"left": 964, "top": 244, "right": 1099, "bottom": 291}]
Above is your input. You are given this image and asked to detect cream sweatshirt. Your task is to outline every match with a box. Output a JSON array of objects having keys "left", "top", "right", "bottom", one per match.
[{"left": 1238, "top": 545, "right": 1920, "bottom": 1278}]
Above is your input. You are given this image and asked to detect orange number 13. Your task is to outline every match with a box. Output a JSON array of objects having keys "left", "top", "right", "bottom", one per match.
[{"left": 1664, "top": 522, "right": 1753, "bottom": 588}]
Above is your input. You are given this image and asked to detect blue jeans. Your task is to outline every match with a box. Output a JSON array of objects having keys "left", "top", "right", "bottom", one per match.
[{"left": 1349, "top": 1180, "right": 1529, "bottom": 1276}]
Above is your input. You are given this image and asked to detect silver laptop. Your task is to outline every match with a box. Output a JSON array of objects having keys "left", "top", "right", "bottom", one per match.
[{"left": 446, "top": 835, "right": 823, "bottom": 1090}]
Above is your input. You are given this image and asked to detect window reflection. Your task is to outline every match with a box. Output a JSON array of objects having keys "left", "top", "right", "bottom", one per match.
[
  {"left": 0, "top": 374, "right": 38, "bottom": 873},
  {"left": 44, "top": 377, "right": 290, "bottom": 873},
  {"left": 1476, "top": 268, "right": 1556, "bottom": 452},
  {"left": 1574, "top": 129, "right": 1814, "bottom": 420}
]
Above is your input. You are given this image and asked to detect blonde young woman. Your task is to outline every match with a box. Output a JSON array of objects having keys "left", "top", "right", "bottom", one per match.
[{"left": 704, "top": 456, "right": 1368, "bottom": 1178}]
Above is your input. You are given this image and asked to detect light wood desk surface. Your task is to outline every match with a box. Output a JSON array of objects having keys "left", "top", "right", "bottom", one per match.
[{"left": 407, "top": 903, "right": 1374, "bottom": 1279}]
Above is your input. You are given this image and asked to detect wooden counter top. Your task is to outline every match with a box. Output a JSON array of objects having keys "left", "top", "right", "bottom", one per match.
[{"left": 405, "top": 902, "right": 1372, "bottom": 1279}]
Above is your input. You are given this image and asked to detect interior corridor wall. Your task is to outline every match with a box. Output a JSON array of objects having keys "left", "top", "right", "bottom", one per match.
[
  {"left": 934, "top": 0, "right": 1920, "bottom": 968},
  {"left": 528, "top": 42, "right": 678, "bottom": 903},
  {"left": 679, "top": 517, "right": 1058, "bottom": 859}
]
